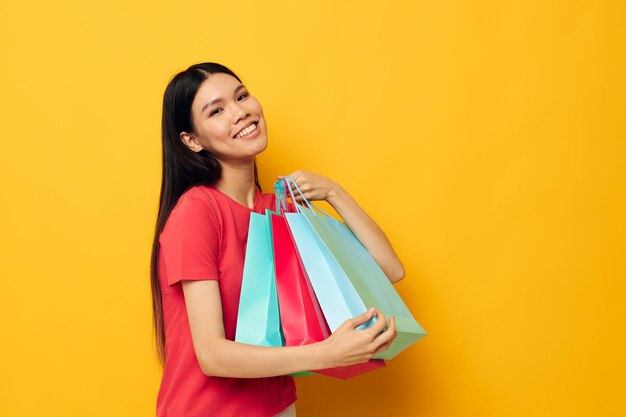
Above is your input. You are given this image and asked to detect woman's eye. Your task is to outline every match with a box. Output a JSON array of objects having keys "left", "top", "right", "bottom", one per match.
[
  {"left": 237, "top": 92, "right": 249, "bottom": 101},
  {"left": 209, "top": 108, "right": 223, "bottom": 117}
]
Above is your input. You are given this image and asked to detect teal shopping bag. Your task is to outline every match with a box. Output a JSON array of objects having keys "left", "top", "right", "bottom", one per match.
[
  {"left": 283, "top": 177, "right": 427, "bottom": 360},
  {"left": 235, "top": 211, "right": 284, "bottom": 347}
]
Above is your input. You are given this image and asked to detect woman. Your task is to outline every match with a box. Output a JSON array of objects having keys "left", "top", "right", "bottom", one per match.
[{"left": 150, "top": 62, "right": 404, "bottom": 417}]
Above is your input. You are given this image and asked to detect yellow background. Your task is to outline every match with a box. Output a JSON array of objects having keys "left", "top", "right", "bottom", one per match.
[{"left": 1, "top": 1, "right": 624, "bottom": 416}]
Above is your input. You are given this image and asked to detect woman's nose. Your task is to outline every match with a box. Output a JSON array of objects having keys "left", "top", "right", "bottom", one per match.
[{"left": 231, "top": 102, "right": 248, "bottom": 124}]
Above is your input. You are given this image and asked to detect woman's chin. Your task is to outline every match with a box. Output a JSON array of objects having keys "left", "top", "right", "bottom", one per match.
[
  {"left": 234, "top": 141, "right": 268, "bottom": 160},
  {"left": 249, "top": 135, "right": 269, "bottom": 155}
]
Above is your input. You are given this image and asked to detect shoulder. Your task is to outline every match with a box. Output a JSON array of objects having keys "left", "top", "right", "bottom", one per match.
[
  {"left": 161, "top": 185, "right": 223, "bottom": 238},
  {"left": 176, "top": 184, "right": 220, "bottom": 207},
  {"left": 168, "top": 184, "right": 229, "bottom": 219}
]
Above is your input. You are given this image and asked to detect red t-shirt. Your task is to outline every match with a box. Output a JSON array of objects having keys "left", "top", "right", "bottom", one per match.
[{"left": 156, "top": 185, "right": 297, "bottom": 417}]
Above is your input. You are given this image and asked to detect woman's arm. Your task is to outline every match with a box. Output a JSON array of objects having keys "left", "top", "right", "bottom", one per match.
[
  {"left": 182, "top": 280, "right": 397, "bottom": 378},
  {"left": 279, "top": 170, "right": 405, "bottom": 283}
]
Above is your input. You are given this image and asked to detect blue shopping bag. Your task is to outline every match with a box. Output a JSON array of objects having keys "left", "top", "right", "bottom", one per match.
[{"left": 282, "top": 176, "right": 427, "bottom": 359}]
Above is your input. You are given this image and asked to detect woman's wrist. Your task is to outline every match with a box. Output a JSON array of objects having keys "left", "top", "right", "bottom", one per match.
[
  {"left": 310, "top": 338, "right": 335, "bottom": 370},
  {"left": 326, "top": 182, "right": 347, "bottom": 207}
]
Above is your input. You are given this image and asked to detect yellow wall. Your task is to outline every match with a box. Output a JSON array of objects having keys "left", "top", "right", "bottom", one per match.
[{"left": 1, "top": 1, "right": 624, "bottom": 416}]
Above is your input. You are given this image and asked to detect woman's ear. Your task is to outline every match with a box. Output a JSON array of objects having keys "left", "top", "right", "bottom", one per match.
[{"left": 180, "top": 132, "right": 204, "bottom": 153}]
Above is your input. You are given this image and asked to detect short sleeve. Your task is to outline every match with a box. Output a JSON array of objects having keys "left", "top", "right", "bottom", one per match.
[{"left": 159, "top": 195, "right": 221, "bottom": 286}]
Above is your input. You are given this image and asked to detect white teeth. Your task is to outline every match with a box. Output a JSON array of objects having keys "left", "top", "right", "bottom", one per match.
[{"left": 235, "top": 122, "right": 257, "bottom": 139}]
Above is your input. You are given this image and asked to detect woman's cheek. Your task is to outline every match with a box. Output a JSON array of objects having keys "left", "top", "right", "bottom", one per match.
[
  {"left": 210, "top": 121, "right": 232, "bottom": 141},
  {"left": 250, "top": 97, "right": 263, "bottom": 114}
]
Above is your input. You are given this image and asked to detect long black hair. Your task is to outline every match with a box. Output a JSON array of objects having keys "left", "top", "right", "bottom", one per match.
[{"left": 150, "top": 63, "right": 262, "bottom": 365}]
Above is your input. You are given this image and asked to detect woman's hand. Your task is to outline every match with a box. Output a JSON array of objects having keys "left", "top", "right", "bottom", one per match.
[
  {"left": 319, "top": 308, "right": 398, "bottom": 368},
  {"left": 277, "top": 170, "right": 339, "bottom": 203}
]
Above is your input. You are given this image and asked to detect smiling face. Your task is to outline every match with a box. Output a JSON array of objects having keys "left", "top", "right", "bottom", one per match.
[{"left": 180, "top": 72, "right": 268, "bottom": 162}]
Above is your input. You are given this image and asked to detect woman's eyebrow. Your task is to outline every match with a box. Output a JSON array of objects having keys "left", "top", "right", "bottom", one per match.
[{"left": 201, "top": 84, "right": 246, "bottom": 113}]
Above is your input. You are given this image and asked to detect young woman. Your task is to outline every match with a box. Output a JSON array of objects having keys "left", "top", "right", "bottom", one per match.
[{"left": 150, "top": 62, "right": 405, "bottom": 417}]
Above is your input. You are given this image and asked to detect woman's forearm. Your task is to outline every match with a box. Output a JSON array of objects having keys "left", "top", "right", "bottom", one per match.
[
  {"left": 326, "top": 184, "right": 405, "bottom": 283},
  {"left": 199, "top": 338, "right": 331, "bottom": 378},
  {"left": 198, "top": 307, "right": 393, "bottom": 378}
]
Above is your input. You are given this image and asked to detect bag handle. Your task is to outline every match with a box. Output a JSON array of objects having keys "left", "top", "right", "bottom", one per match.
[
  {"left": 274, "top": 177, "right": 300, "bottom": 214},
  {"left": 273, "top": 179, "right": 286, "bottom": 212}
]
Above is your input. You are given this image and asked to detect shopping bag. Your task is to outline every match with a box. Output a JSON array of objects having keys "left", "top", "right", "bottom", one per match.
[
  {"left": 273, "top": 180, "right": 385, "bottom": 378},
  {"left": 235, "top": 210, "right": 284, "bottom": 347},
  {"left": 283, "top": 176, "right": 427, "bottom": 359}
]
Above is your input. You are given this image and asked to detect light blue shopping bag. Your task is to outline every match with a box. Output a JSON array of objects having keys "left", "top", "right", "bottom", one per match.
[{"left": 282, "top": 177, "right": 427, "bottom": 359}]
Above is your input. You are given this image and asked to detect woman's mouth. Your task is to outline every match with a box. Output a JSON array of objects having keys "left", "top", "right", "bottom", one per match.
[{"left": 234, "top": 122, "right": 258, "bottom": 139}]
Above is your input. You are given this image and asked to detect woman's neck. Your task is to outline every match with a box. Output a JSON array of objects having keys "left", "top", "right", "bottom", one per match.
[{"left": 214, "top": 159, "right": 257, "bottom": 209}]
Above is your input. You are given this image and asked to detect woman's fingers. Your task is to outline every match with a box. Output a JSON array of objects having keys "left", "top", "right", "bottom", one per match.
[
  {"left": 279, "top": 170, "right": 333, "bottom": 202},
  {"left": 384, "top": 314, "right": 396, "bottom": 335},
  {"left": 372, "top": 332, "right": 398, "bottom": 356},
  {"left": 278, "top": 174, "right": 308, "bottom": 201},
  {"left": 289, "top": 181, "right": 306, "bottom": 195},
  {"left": 278, "top": 170, "right": 303, "bottom": 182},
  {"left": 371, "top": 316, "right": 397, "bottom": 355},
  {"left": 328, "top": 311, "right": 398, "bottom": 367},
  {"left": 366, "top": 309, "right": 388, "bottom": 338},
  {"left": 382, "top": 311, "right": 397, "bottom": 335},
  {"left": 347, "top": 308, "right": 376, "bottom": 329},
  {"left": 374, "top": 316, "right": 396, "bottom": 344}
]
